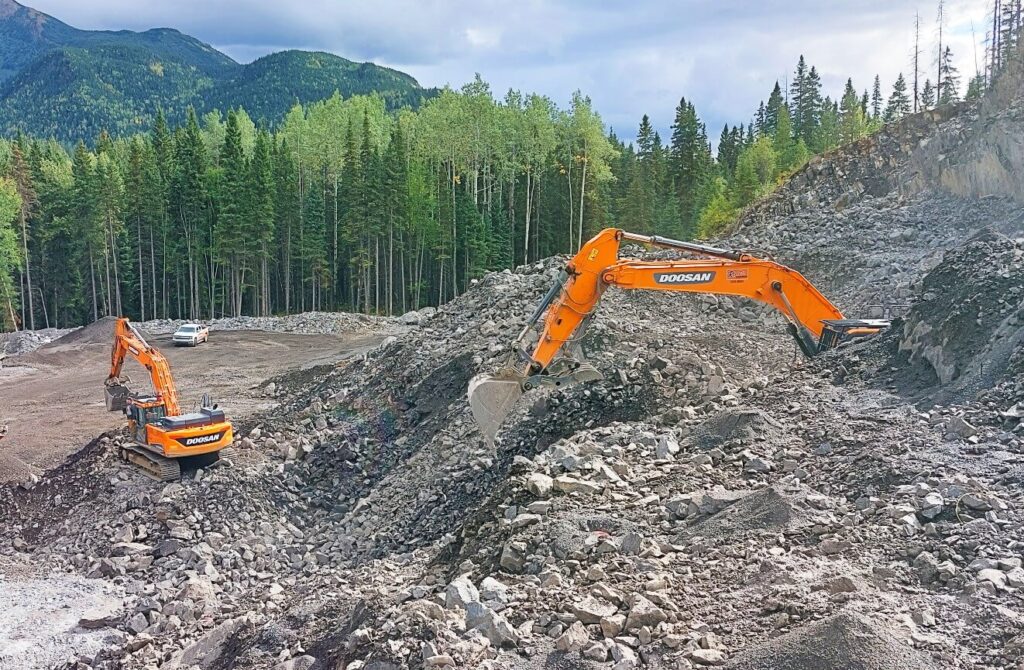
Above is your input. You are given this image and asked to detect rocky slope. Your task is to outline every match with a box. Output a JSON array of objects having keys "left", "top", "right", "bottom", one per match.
[{"left": 1, "top": 56, "right": 1023, "bottom": 670}]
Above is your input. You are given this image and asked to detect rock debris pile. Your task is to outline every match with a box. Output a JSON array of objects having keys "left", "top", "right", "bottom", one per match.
[{"left": 140, "top": 311, "right": 393, "bottom": 336}]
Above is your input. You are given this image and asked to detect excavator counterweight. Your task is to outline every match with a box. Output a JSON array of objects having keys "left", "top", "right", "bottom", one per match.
[
  {"left": 105, "top": 317, "right": 233, "bottom": 480},
  {"left": 468, "top": 228, "right": 888, "bottom": 443}
]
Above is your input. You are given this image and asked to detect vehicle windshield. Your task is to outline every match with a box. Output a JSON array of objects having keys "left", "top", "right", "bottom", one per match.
[{"left": 179, "top": 325, "right": 197, "bottom": 332}]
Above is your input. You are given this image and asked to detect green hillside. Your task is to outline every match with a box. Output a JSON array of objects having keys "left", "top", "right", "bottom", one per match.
[
  {"left": 0, "top": 0, "right": 433, "bottom": 139},
  {"left": 208, "top": 50, "right": 431, "bottom": 125}
]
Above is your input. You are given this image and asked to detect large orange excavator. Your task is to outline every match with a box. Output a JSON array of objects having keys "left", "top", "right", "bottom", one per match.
[
  {"left": 105, "top": 317, "right": 233, "bottom": 480},
  {"left": 468, "top": 229, "right": 888, "bottom": 441}
]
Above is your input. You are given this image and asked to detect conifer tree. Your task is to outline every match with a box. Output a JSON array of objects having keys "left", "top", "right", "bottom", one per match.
[
  {"left": 764, "top": 82, "right": 784, "bottom": 137},
  {"left": 217, "top": 109, "right": 250, "bottom": 315},
  {"left": 797, "top": 66, "right": 823, "bottom": 141},
  {"left": 0, "top": 177, "right": 21, "bottom": 329},
  {"left": 921, "top": 79, "right": 936, "bottom": 109},
  {"left": 839, "top": 79, "right": 867, "bottom": 144},
  {"left": 884, "top": 74, "right": 912, "bottom": 121},
  {"left": 249, "top": 129, "right": 275, "bottom": 315},
  {"left": 938, "top": 46, "right": 960, "bottom": 103},
  {"left": 669, "top": 99, "right": 711, "bottom": 237},
  {"left": 871, "top": 75, "right": 883, "bottom": 119},
  {"left": 813, "top": 98, "right": 840, "bottom": 152},
  {"left": 718, "top": 125, "right": 739, "bottom": 176},
  {"left": 8, "top": 143, "right": 37, "bottom": 328},
  {"left": 791, "top": 56, "right": 808, "bottom": 138}
]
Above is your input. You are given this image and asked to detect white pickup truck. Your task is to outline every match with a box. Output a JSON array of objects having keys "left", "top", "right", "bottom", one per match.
[{"left": 172, "top": 323, "right": 210, "bottom": 347}]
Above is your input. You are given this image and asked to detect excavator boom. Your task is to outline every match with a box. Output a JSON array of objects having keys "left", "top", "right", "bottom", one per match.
[
  {"left": 469, "top": 228, "right": 887, "bottom": 442},
  {"left": 107, "top": 317, "right": 180, "bottom": 415}
]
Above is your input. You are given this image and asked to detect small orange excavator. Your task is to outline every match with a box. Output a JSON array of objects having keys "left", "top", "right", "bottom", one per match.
[
  {"left": 468, "top": 229, "right": 889, "bottom": 441},
  {"left": 105, "top": 317, "right": 233, "bottom": 480}
]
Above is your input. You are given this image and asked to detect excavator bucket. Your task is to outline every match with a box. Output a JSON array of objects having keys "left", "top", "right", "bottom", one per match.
[
  {"left": 468, "top": 372, "right": 525, "bottom": 444},
  {"left": 105, "top": 384, "right": 130, "bottom": 412}
]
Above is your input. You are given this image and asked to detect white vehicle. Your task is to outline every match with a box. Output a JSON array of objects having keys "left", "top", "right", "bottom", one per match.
[{"left": 172, "top": 323, "right": 209, "bottom": 347}]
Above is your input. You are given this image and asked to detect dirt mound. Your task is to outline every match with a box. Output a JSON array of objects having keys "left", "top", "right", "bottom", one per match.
[
  {"left": 45, "top": 316, "right": 116, "bottom": 346},
  {"left": 724, "top": 612, "right": 942, "bottom": 670},
  {"left": 677, "top": 487, "right": 801, "bottom": 541},
  {"left": 0, "top": 450, "right": 36, "bottom": 485},
  {"left": 13, "top": 317, "right": 116, "bottom": 368},
  {"left": 686, "top": 408, "right": 782, "bottom": 451}
]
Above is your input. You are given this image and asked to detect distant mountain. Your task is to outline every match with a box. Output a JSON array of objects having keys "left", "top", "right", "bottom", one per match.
[
  {"left": 0, "top": 0, "right": 434, "bottom": 140},
  {"left": 208, "top": 50, "right": 428, "bottom": 123}
]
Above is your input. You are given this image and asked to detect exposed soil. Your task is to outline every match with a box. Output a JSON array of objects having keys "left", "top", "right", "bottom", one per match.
[{"left": 0, "top": 323, "right": 386, "bottom": 481}]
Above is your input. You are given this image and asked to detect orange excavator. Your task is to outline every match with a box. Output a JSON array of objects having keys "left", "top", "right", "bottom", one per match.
[
  {"left": 105, "top": 317, "right": 233, "bottom": 480},
  {"left": 468, "top": 229, "right": 888, "bottom": 441}
]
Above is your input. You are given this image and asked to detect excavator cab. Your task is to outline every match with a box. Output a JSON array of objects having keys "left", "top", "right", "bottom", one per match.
[{"left": 125, "top": 398, "right": 167, "bottom": 444}]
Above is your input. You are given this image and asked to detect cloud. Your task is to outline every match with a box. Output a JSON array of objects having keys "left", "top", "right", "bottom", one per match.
[{"left": 28, "top": 0, "right": 991, "bottom": 140}]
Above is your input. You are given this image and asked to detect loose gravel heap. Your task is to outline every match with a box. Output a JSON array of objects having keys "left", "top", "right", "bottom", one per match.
[
  {"left": 0, "top": 327, "right": 75, "bottom": 357},
  {"left": 1, "top": 61, "right": 1023, "bottom": 670},
  {"left": 140, "top": 311, "right": 394, "bottom": 336}
]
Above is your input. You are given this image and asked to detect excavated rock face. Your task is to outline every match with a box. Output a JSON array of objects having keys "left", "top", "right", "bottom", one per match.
[
  {"left": 737, "top": 49, "right": 1024, "bottom": 233},
  {"left": 900, "top": 235, "right": 1024, "bottom": 391}
]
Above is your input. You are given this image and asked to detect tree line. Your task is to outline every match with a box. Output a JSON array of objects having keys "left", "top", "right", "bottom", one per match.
[{"left": 0, "top": 22, "right": 1017, "bottom": 330}]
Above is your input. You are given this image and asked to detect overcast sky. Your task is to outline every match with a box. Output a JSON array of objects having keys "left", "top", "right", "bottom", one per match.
[{"left": 30, "top": 0, "right": 991, "bottom": 141}]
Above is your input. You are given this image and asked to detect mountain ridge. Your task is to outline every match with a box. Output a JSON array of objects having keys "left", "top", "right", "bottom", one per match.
[{"left": 0, "top": 0, "right": 433, "bottom": 139}]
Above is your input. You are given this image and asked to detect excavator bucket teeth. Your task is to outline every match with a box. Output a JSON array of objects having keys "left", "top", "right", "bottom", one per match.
[{"left": 468, "top": 373, "right": 524, "bottom": 444}]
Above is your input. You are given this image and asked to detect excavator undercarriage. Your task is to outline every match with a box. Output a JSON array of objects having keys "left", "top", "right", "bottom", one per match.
[{"left": 468, "top": 229, "right": 889, "bottom": 442}]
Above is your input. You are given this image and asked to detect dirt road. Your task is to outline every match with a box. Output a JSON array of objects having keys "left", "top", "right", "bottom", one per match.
[{"left": 0, "top": 322, "right": 386, "bottom": 480}]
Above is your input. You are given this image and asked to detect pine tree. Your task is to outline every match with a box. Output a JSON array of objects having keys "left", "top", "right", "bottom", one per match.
[
  {"left": 797, "top": 66, "right": 823, "bottom": 141},
  {"left": 871, "top": 75, "right": 883, "bottom": 119},
  {"left": 0, "top": 177, "right": 22, "bottom": 329},
  {"left": 216, "top": 109, "right": 250, "bottom": 316},
  {"left": 764, "top": 82, "right": 784, "bottom": 137},
  {"left": 669, "top": 99, "right": 712, "bottom": 237},
  {"left": 884, "top": 74, "right": 912, "bottom": 122},
  {"left": 791, "top": 56, "right": 808, "bottom": 139},
  {"left": 773, "top": 104, "right": 795, "bottom": 171},
  {"left": 249, "top": 129, "right": 275, "bottom": 315},
  {"left": 273, "top": 138, "right": 299, "bottom": 313},
  {"left": 170, "top": 107, "right": 208, "bottom": 319},
  {"left": 636, "top": 114, "right": 656, "bottom": 160},
  {"left": 965, "top": 73, "right": 986, "bottom": 100},
  {"left": 938, "top": 46, "right": 960, "bottom": 104},
  {"left": 839, "top": 79, "right": 867, "bottom": 144},
  {"left": 717, "top": 125, "right": 739, "bottom": 176},
  {"left": 921, "top": 79, "right": 936, "bottom": 109},
  {"left": 812, "top": 98, "right": 840, "bottom": 153}
]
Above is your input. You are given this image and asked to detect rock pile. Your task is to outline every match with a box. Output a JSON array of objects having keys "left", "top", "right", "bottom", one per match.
[
  {"left": 0, "top": 326, "right": 75, "bottom": 357},
  {"left": 140, "top": 311, "right": 393, "bottom": 336}
]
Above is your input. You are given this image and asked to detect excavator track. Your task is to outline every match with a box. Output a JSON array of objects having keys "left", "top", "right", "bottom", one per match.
[{"left": 118, "top": 443, "right": 181, "bottom": 481}]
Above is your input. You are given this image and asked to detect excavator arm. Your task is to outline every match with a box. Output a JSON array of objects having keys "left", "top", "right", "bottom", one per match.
[
  {"left": 468, "top": 228, "right": 888, "bottom": 441},
  {"left": 106, "top": 317, "right": 181, "bottom": 416}
]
